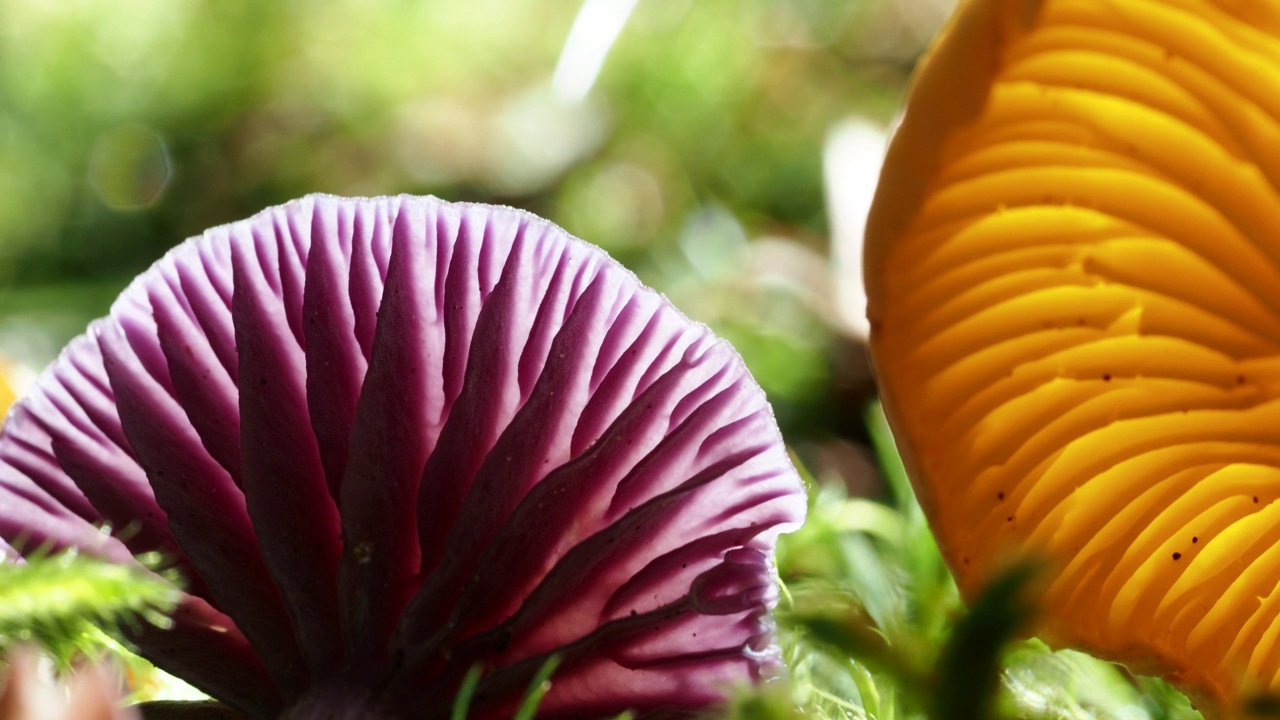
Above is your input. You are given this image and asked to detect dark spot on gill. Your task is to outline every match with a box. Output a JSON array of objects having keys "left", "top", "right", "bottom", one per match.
[{"left": 493, "top": 627, "right": 512, "bottom": 653}]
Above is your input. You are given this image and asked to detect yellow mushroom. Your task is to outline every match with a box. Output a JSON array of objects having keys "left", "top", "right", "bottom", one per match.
[{"left": 865, "top": 0, "right": 1280, "bottom": 711}]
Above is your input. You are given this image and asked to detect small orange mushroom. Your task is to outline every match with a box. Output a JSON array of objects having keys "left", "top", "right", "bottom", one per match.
[{"left": 866, "top": 0, "right": 1280, "bottom": 712}]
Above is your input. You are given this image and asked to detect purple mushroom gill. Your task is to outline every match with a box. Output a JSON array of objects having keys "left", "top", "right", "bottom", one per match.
[{"left": 0, "top": 195, "right": 807, "bottom": 719}]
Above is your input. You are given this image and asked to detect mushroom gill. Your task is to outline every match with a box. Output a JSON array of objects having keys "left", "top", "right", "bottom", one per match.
[{"left": 865, "top": 0, "right": 1280, "bottom": 710}]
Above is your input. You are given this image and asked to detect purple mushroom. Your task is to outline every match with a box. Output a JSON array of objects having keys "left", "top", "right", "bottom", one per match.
[{"left": 0, "top": 196, "right": 806, "bottom": 719}]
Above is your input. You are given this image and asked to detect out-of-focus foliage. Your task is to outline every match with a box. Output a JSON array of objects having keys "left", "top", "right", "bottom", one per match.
[
  {"left": 0, "top": 548, "right": 179, "bottom": 668},
  {"left": 0, "top": 0, "right": 940, "bottom": 423},
  {"left": 0, "top": 547, "right": 191, "bottom": 705},
  {"left": 742, "top": 404, "right": 1205, "bottom": 720}
]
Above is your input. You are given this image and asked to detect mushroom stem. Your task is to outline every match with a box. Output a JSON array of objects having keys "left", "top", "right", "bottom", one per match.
[
  {"left": 136, "top": 701, "right": 247, "bottom": 719},
  {"left": 277, "top": 688, "right": 394, "bottom": 720}
]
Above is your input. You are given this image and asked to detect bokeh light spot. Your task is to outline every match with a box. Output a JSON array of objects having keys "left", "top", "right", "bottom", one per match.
[{"left": 88, "top": 123, "right": 171, "bottom": 210}]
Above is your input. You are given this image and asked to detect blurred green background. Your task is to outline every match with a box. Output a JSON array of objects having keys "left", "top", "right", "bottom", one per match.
[{"left": 0, "top": 0, "right": 950, "bottom": 448}]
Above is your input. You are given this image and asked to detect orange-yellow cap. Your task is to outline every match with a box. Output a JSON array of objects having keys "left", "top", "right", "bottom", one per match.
[
  {"left": 866, "top": 0, "right": 1280, "bottom": 711},
  {"left": 0, "top": 360, "right": 17, "bottom": 420}
]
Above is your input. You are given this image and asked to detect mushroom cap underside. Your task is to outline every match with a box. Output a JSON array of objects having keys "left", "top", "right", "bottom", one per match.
[{"left": 867, "top": 0, "right": 1280, "bottom": 710}]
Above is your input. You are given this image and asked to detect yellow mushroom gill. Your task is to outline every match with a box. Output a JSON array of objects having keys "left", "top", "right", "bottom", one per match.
[{"left": 866, "top": 0, "right": 1280, "bottom": 710}]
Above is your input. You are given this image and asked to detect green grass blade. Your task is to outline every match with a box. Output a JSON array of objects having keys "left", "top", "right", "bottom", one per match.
[
  {"left": 512, "top": 654, "right": 561, "bottom": 720},
  {"left": 450, "top": 664, "right": 484, "bottom": 720}
]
